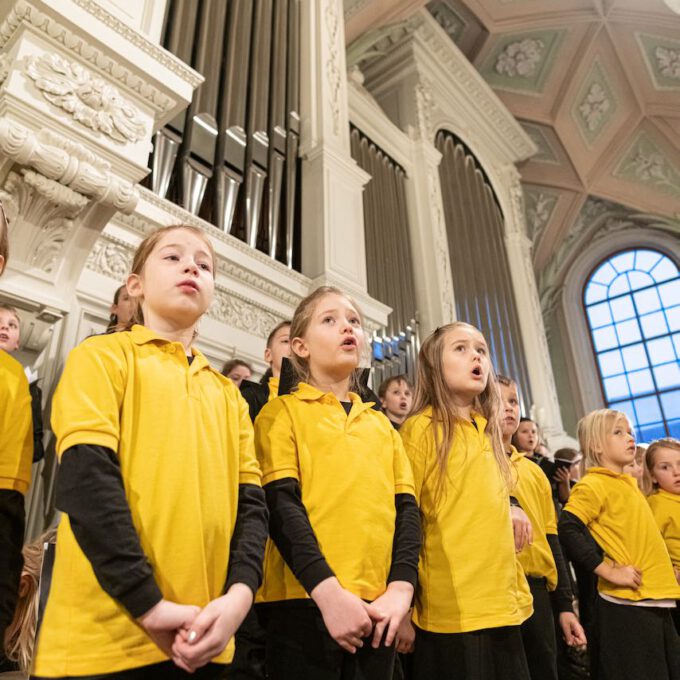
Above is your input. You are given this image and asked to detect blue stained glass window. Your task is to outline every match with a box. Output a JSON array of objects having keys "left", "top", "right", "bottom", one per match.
[{"left": 585, "top": 249, "right": 680, "bottom": 442}]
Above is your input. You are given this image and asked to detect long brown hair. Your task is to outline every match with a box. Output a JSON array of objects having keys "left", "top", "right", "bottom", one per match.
[
  {"left": 288, "top": 286, "right": 366, "bottom": 392},
  {"left": 125, "top": 225, "right": 216, "bottom": 329},
  {"left": 4, "top": 528, "right": 57, "bottom": 673},
  {"left": 411, "top": 322, "right": 511, "bottom": 504},
  {"left": 642, "top": 438, "right": 680, "bottom": 496}
]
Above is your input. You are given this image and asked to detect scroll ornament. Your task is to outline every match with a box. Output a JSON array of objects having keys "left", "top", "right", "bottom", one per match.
[{"left": 26, "top": 53, "right": 147, "bottom": 144}]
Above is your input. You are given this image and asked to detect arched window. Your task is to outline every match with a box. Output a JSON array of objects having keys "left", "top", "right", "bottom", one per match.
[{"left": 584, "top": 248, "right": 680, "bottom": 442}]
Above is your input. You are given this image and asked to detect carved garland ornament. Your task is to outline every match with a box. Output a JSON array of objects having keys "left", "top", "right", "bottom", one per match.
[
  {"left": 209, "top": 288, "right": 284, "bottom": 339},
  {"left": 26, "top": 54, "right": 147, "bottom": 144}
]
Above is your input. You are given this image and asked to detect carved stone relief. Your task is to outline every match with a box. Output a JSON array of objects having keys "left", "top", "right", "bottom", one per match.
[
  {"left": 495, "top": 38, "right": 545, "bottom": 78},
  {"left": 0, "top": 169, "right": 88, "bottom": 274},
  {"left": 209, "top": 288, "right": 284, "bottom": 339},
  {"left": 25, "top": 54, "right": 147, "bottom": 144}
]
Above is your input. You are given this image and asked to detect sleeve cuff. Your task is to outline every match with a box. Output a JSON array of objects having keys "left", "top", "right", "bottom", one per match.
[
  {"left": 550, "top": 591, "right": 575, "bottom": 614},
  {"left": 388, "top": 564, "right": 418, "bottom": 589},
  {"left": 297, "top": 558, "right": 335, "bottom": 595},
  {"left": 120, "top": 574, "right": 163, "bottom": 619},
  {"left": 225, "top": 565, "right": 261, "bottom": 596}
]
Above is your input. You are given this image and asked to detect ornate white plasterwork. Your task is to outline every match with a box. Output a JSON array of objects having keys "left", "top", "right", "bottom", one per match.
[
  {"left": 325, "top": 0, "right": 343, "bottom": 136},
  {"left": 0, "top": 1, "right": 176, "bottom": 115},
  {"left": 495, "top": 38, "right": 545, "bottom": 78},
  {"left": 656, "top": 45, "right": 680, "bottom": 80},
  {"left": 25, "top": 54, "right": 147, "bottom": 144},
  {"left": 0, "top": 168, "right": 89, "bottom": 274},
  {"left": 0, "top": 118, "right": 139, "bottom": 211},
  {"left": 85, "top": 235, "right": 134, "bottom": 279},
  {"left": 426, "top": 164, "right": 456, "bottom": 324},
  {"left": 209, "top": 286, "right": 284, "bottom": 339}
]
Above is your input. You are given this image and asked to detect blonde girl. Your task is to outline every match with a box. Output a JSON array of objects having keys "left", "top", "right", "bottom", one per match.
[
  {"left": 254, "top": 286, "right": 420, "bottom": 680},
  {"left": 399, "top": 322, "right": 533, "bottom": 680},
  {"left": 559, "top": 410, "right": 680, "bottom": 680},
  {"left": 32, "top": 225, "right": 268, "bottom": 680}
]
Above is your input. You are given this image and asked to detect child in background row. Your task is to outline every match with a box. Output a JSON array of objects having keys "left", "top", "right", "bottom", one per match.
[
  {"left": 378, "top": 375, "right": 413, "bottom": 430},
  {"left": 623, "top": 444, "right": 647, "bottom": 490},
  {"left": 254, "top": 286, "right": 420, "bottom": 680},
  {"left": 223, "top": 359, "right": 253, "bottom": 387},
  {"left": 498, "top": 375, "right": 586, "bottom": 680},
  {"left": 399, "top": 322, "right": 533, "bottom": 680},
  {"left": 644, "top": 438, "right": 680, "bottom": 634},
  {"left": 32, "top": 225, "right": 268, "bottom": 679},
  {"left": 106, "top": 284, "right": 135, "bottom": 333},
  {"left": 559, "top": 410, "right": 680, "bottom": 680},
  {"left": 0, "top": 204, "right": 33, "bottom": 666},
  {"left": 239, "top": 321, "right": 291, "bottom": 423}
]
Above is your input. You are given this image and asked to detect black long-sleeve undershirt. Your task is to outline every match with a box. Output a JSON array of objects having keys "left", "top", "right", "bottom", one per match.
[
  {"left": 0, "top": 489, "right": 25, "bottom": 638},
  {"left": 57, "top": 444, "right": 268, "bottom": 618},
  {"left": 547, "top": 533, "right": 575, "bottom": 613},
  {"left": 265, "top": 477, "right": 420, "bottom": 596},
  {"left": 558, "top": 510, "right": 604, "bottom": 574}
]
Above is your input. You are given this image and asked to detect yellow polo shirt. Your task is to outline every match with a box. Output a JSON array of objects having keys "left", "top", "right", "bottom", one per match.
[
  {"left": 647, "top": 490, "right": 680, "bottom": 570},
  {"left": 401, "top": 409, "right": 532, "bottom": 633},
  {"left": 268, "top": 376, "right": 280, "bottom": 401},
  {"left": 0, "top": 350, "right": 32, "bottom": 494},
  {"left": 33, "top": 326, "right": 261, "bottom": 677},
  {"left": 510, "top": 447, "right": 558, "bottom": 590},
  {"left": 254, "top": 382, "right": 415, "bottom": 603},
  {"left": 565, "top": 467, "right": 680, "bottom": 601}
]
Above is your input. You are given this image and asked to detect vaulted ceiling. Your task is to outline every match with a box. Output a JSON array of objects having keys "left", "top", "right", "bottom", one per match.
[{"left": 344, "top": 0, "right": 680, "bottom": 287}]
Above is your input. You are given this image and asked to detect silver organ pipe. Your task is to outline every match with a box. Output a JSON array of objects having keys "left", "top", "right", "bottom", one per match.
[{"left": 153, "top": 0, "right": 302, "bottom": 269}]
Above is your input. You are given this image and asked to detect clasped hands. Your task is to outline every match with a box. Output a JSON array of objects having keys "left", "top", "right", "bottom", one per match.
[{"left": 137, "top": 583, "right": 253, "bottom": 674}]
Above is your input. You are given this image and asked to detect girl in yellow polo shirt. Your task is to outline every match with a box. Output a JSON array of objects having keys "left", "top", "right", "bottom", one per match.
[
  {"left": 643, "top": 437, "right": 680, "bottom": 634},
  {"left": 32, "top": 225, "right": 268, "bottom": 680},
  {"left": 399, "top": 322, "right": 533, "bottom": 680},
  {"left": 559, "top": 410, "right": 680, "bottom": 680},
  {"left": 254, "top": 285, "right": 420, "bottom": 680}
]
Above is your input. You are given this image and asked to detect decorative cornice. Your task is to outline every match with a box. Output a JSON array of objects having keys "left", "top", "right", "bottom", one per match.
[
  {"left": 0, "top": 118, "right": 139, "bottom": 212},
  {"left": 0, "top": 1, "right": 177, "bottom": 115},
  {"left": 84, "top": 233, "right": 134, "bottom": 280},
  {"left": 25, "top": 53, "right": 147, "bottom": 143},
  {"left": 70, "top": 0, "right": 203, "bottom": 88}
]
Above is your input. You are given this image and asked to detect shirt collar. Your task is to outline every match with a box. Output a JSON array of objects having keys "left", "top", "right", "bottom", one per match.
[
  {"left": 128, "top": 324, "right": 209, "bottom": 371},
  {"left": 587, "top": 466, "right": 639, "bottom": 487},
  {"left": 293, "top": 381, "right": 376, "bottom": 415},
  {"left": 415, "top": 405, "right": 488, "bottom": 432},
  {"left": 656, "top": 489, "right": 680, "bottom": 503}
]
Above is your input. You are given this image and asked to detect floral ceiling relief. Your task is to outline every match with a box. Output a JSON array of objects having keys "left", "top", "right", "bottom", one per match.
[
  {"left": 573, "top": 60, "right": 616, "bottom": 146},
  {"left": 495, "top": 38, "right": 544, "bottom": 78},
  {"left": 636, "top": 33, "right": 680, "bottom": 89},
  {"left": 656, "top": 46, "right": 680, "bottom": 80},
  {"left": 480, "top": 29, "right": 565, "bottom": 94},
  {"left": 524, "top": 188, "right": 558, "bottom": 244},
  {"left": 614, "top": 131, "right": 680, "bottom": 199}
]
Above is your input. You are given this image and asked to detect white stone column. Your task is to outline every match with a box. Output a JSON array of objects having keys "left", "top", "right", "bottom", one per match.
[
  {"left": 299, "top": 0, "right": 377, "bottom": 311},
  {"left": 501, "top": 166, "right": 576, "bottom": 448}
]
